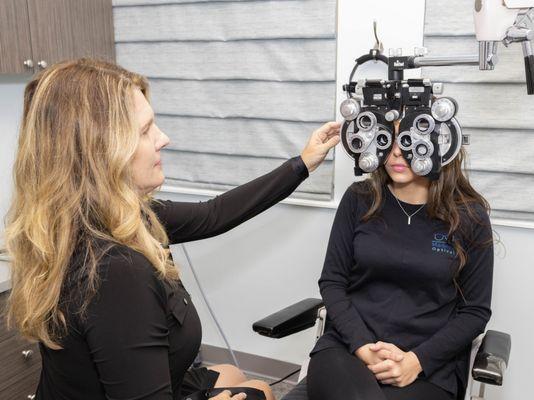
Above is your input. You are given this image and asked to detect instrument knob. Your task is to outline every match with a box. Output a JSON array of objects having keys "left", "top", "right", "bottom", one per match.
[{"left": 358, "top": 153, "right": 379, "bottom": 172}]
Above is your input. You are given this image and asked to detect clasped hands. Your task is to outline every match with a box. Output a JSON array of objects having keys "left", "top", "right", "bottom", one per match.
[{"left": 355, "top": 342, "right": 423, "bottom": 388}]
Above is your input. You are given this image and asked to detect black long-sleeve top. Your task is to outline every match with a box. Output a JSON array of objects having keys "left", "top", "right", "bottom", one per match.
[
  {"left": 310, "top": 182, "right": 493, "bottom": 398},
  {"left": 36, "top": 157, "right": 308, "bottom": 400}
]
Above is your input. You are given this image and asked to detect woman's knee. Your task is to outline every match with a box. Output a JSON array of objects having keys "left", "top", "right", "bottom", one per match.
[
  {"left": 239, "top": 379, "right": 274, "bottom": 400},
  {"left": 210, "top": 364, "right": 247, "bottom": 387}
]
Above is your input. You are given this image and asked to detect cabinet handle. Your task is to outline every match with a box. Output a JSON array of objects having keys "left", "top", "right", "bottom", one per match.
[
  {"left": 37, "top": 60, "right": 48, "bottom": 69},
  {"left": 27, "top": 395, "right": 36, "bottom": 399},
  {"left": 22, "top": 349, "right": 34, "bottom": 360},
  {"left": 23, "top": 59, "right": 34, "bottom": 68}
]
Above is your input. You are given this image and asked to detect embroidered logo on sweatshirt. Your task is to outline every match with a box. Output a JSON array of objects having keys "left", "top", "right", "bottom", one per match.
[{"left": 432, "top": 233, "right": 457, "bottom": 256}]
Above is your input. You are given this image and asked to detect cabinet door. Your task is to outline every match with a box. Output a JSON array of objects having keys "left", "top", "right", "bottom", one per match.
[
  {"left": 0, "top": 0, "right": 34, "bottom": 74},
  {"left": 0, "top": 292, "right": 41, "bottom": 399},
  {"left": 26, "top": 0, "right": 115, "bottom": 70}
]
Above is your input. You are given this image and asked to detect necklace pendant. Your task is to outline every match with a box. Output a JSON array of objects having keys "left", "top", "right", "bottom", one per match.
[{"left": 408, "top": 216, "right": 411, "bottom": 225}]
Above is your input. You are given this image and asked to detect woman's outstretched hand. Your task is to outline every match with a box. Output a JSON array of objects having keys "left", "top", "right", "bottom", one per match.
[
  {"left": 366, "top": 342, "right": 423, "bottom": 387},
  {"left": 300, "top": 121, "right": 341, "bottom": 173},
  {"left": 210, "top": 390, "right": 247, "bottom": 400}
]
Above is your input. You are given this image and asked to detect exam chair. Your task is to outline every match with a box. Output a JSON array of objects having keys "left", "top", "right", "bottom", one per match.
[{"left": 253, "top": 299, "right": 511, "bottom": 400}]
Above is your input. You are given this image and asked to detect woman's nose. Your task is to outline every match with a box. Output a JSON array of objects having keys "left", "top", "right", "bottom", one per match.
[
  {"left": 391, "top": 138, "right": 402, "bottom": 156},
  {"left": 156, "top": 127, "right": 170, "bottom": 150},
  {"left": 392, "top": 122, "right": 402, "bottom": 153}
]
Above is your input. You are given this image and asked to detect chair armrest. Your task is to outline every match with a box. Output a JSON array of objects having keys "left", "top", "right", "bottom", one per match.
[
  {"left": 472, "top": 330, "right": 511, "bottom": 386},
  {"left": 252, "top": 298, "right": 324, "bottom": 338}
]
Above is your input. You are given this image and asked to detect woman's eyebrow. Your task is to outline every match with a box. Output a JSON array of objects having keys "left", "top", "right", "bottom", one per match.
[{"left": 141, "top": 117, "right": 154, "bottom": 132}]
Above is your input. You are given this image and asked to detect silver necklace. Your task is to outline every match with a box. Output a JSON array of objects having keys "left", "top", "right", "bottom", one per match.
[{"left": 389, "top": 186, "right": 426, "bottom": 225}]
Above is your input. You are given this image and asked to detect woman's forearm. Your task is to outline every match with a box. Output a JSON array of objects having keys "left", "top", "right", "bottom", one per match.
[{"left": 154, "top": 156, "right": 308, "bottom": 244}]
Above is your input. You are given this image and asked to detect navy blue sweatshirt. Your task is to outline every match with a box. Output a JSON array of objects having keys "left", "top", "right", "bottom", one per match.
[{"left": 311, "top": 181, "right": 493, "bottom": 398}]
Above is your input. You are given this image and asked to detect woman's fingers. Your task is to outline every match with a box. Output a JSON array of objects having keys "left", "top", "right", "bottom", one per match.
[
  {"left": 300, "top": 121, "right": 341, "bottom": 173},
  {"left": 377, "top": 349, "right": 404, "bottom": 362},
  {"left": 370, "top": 341, "right": 402, "bottom": 355},
  {"left": 320, "top": 134, "right": 341, "bottom": 151},
  {"left": 313, "top": 122, "right": 340, "bottom": 143},
  {"left": 367, "top": 359, "right": 394, "bottom": 374},
  {"left": 374, "top": 370, "right": 399, "bottom": 381},
  {"left": 369, "top": 358, "right": 402, "bottom": 383},
  {"left": 316, "top": 121, "right": 342, "bottom": 137},
  {"left": 209, "top": 390, "right": 247, "bottom": 400},
  {"left": 315, "top": 123, "right": 341, "bottom": 143}
]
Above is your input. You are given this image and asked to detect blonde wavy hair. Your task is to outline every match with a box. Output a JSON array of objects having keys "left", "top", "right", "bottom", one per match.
[{"left": 4, "top": 58, "right": 178, "bottom": 349}]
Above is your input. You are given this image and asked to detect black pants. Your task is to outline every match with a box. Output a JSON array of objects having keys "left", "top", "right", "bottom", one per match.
[{"left": 307, "top": 348, "right": 454, "bottom": 400}]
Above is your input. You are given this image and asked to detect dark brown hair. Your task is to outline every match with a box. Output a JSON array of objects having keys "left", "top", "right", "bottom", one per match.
[{"left": 355, "top": 147, "right": 493, "bottom": 281}]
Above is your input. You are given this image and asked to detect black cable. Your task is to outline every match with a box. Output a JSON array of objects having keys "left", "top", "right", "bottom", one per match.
[
  {"left": 525, "top": 55, "right": 534, "bottom": 95},
  {"left": 269, "top": 368, "right": 302, "bottom": 386}
]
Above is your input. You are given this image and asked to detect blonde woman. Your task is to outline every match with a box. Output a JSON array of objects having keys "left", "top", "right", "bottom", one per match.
[{"left": 5, "top": 59, "right": 340, "bottom": 400}]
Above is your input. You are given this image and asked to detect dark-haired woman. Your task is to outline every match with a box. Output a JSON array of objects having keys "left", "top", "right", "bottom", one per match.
[{"left": 307, "top": 120, "right": 493, "bottom": 400}]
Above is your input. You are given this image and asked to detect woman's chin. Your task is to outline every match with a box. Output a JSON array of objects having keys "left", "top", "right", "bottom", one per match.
[
  {"left": 153, "top": 176, "right": 165, "bottom": 191},
  {"left": 136, "top": 176, "right": 166, "bottom": 195},
  {"left": 386, "top": 169, "right": 417, "bottom": 184}
]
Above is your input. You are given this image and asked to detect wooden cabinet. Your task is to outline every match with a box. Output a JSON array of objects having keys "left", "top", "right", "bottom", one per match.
[
  {"left": 0, "top": 0, "right": 115, "bottom": 74},
  {"left": 0, "top": 291, "right": 41, "bottom": 399},
  {"left": 0, "top": 0, "right": 34, "bottom": 74}
]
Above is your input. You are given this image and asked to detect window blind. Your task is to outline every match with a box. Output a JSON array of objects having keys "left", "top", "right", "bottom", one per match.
[
  {"left": 113, "top": 0, "right": 338, "bottom": 200},
  {"left": 423, "top": 0, "right": 534, "bottom": 221}
]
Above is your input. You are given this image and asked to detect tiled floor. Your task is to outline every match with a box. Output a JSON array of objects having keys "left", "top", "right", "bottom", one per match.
[{"left": 271, "top": 381, "right": 295, "bottom": 399}]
